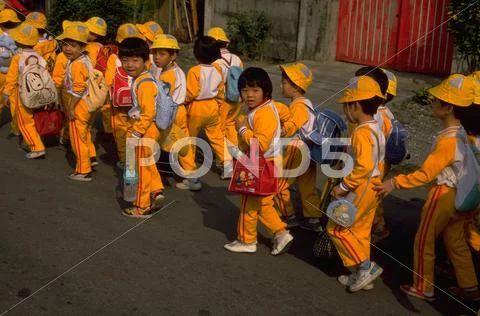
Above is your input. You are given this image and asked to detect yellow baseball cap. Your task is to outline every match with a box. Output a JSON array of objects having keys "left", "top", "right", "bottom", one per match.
[
  {"left": 57, "top": 23, "right": 89, "bottom": 44},
  {"left": 116, "top": 23, "right": 144, "bottom": 43},
  {"left": 151, "top": 34, "right": 180, "bottom": 50},
  {"left": 207, "top": 27, "right": 229, "bottom": 42},
  {"left": 338, "top": 76, "right": 384, "bottom": 103},
  {"left": 9, "top": 22, "right": 39, "bottom": 46},
  {"left": 279, "top": 62, "right": 313, "bottom": 92},
  {"left": 429, "top": 74, "right": 477, "bottom": 107},
  {"left": 0, "top": 8, "right": 20, "bottom": 24},
  {"left": 25, "top": 12, "right": 47, "bottom": 29},
  {"left": 62, "top": 20, "right": 82, "bottom": 31},
  {"left": 382, "top": 69, "right": 397, "bottom": 96},
  {"left": 85, "top": 17, "right": 107, "bottom": 37},
  {"left": 136, "top": 21, "right": 163, "bottom": 42}
]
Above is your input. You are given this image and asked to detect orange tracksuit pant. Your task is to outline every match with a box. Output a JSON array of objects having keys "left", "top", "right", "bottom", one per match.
[
  {"left": 100, "top": 102, "right": 112, "bottom": 134},
  {"left": 1, "top": 73, "right": 19, "bottom": 134},
  {"left": 69, "top": 100, "right": 96, "bottom": 174},
  {"left": 134, "top": 124, "right": 164, "bottom": 209},
  {"left": 161, "top": 105, "right": 196, "bottom": 174},
  {"left": 372, "top": 162, "right": 390, "bottom": 233},
  {"left": 238, "top": 191, "right": 287, "bottom": 244},
  {"left": 15, "top": 95, "right": 45, "bottom": 152},
  {"left": 466, "top": 210, "right": 480, "bottom": 252},
  {"left": 219, "top": 100, "right": 241, "bottom": 146},
  {"left": 274, "top": 142, "right": 321, "bottom": 218},
  {"left": 413, "top": 184, "right": 477, "bottom": 293},
  {"left": 327, "top": 179, "right": 380, "bottom": 267},
  {"left": 187, "top": 99, "right": 230, "bottom": 165},
  {"left": 111, "top": 106, "right": 133, "bottom": 163}
]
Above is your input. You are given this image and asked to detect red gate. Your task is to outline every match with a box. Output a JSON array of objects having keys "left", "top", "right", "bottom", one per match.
[{"left": 336, "top": 0, "right": 454, "bottom": 76}]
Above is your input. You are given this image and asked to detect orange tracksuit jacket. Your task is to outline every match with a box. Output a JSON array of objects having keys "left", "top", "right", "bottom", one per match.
[
  {"left": 236, "top": 100, "right": 286, "bottom": 244},
  {"left": 34, "top": 35, "right": 58, "bottom": 73},
  {"left": 105, "top": 53, "right": 132, "bottom": 162},
  {"left": 185, "top": 63, "right": 231, "bottom": 165},
  {"left": 65, "top": 55, "right": 97, "bottom": 174},
  {"left": 392, "top": 126, "right": 477, "bottom": 294},
  {"left": 4, "top": 50, "right": 47, "bottom": 152},
  {"left": 327, "top": 121, "right": 385, "bottom": 267},
  {"left": 129, "top": 71, "right": 164, "bottom": 209},
  {"left": 158, "top": 63, "right": 196, "bottom": 173},
  {"left": 274, "top": 97, "right": 321, "bottom": 218},
  {"left": 214, "top": 48, "right": 243, "bottom": 146}
]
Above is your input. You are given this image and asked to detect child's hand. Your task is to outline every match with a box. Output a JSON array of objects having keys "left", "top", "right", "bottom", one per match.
[
  {"left": 235, "top": 114, "right": 247, "bottom": 130},
  {"left": 2, "top": 94, "right": 9, "bottom": 107},
  {"left": 67, "top": 109, "right": 76, "bottom": 121},
  {"left": 373, "top": 179, "right": 395, "bottom": 197},
  {"left": 331, "top": 185, "right": 348, "bottom": 199}
]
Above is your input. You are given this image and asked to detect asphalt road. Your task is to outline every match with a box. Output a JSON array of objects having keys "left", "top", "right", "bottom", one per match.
[{"left": 0, "top": 110, "right": 478, "bottom": 315}]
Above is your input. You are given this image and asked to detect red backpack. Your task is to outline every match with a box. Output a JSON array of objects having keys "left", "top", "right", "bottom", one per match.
[
  {"left": 95, "top": 44, "right": 118, "bottom": 73},
  {"left": 110, "top": 58, "right": 133, "bottom": 107}
]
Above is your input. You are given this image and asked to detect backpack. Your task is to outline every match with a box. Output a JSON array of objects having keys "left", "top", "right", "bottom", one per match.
[
  {"left": 222, "top": 56, "right": 242, "bottom": 102},
  {"left": 300, "top": 108, "right": 348, "bottom": 164},
  {"left": 110, "top": 58, "right": 133, "bottom": 107},
  {"left": 455, "top": 132, "right": 480, "bottom": 213},
  {"left": 385, "top": 119, "right": 408, "bottom": 165},
  {"left": 84, "top": 68, "right": 109, "bottom": 113},
  {"left": 0, "top": 34, "right": 17, "bottom": 74},
  {"left": 131, "top": 75, "right": 178, "bottom": 130},
  {"left": 19, "top": 52, "right": 58, "bottom": 110},
  {"left": 95, "top": 44, "right": 118, "bottom": 73}
]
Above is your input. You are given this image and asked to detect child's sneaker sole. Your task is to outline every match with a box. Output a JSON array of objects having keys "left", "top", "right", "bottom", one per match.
[
  {"left": 400, "top": 285, "right": 436, "bottom": 302},
  {"left": 271, "top": 232, "right": 294, "bottom": 256},
  {"left": 349, "top": 262, "right": 383, "bottom": 292},
  {"left": 337, "top": 275, "right": 374, "bottom": 290}
]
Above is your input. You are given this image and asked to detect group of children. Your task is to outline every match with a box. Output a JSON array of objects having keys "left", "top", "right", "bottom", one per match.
[{"left": 0, "top": 7, "right": 479, "bottom": 304}]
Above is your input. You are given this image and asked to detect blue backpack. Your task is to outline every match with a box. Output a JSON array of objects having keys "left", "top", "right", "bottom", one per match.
[
  {"left": 385, "top": 119, "right": 408, "bottom": 165},
  {"left": 0, "top": 34, "right": 17, "bottom": 74},
  {"left": 132, "top": 77, "right": 178, "bottom": 130},
  {"left": 223, "top": 56, "right": 242, "bottom": 102},
  {"left": 300, "top": 108, "right": 348, "bottom": 164}
]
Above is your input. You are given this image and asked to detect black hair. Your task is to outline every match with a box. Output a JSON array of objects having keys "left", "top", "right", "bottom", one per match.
[
  {"left": 238, "top": 67, "right": 273, "bottom": 100},
  {"left": 385, "top": 93, "right": 394, "bottom": 104},
  {"left": 15, "top": 42, "right": 34, "bottom": 49},
  {"left": 119, "top": 37, "right": 149, "bottom": 61},
  {"left": 0, "top": 21, "right": 20, "bottom": 30},
  {"left": 151, "top": 47, "right": 177, "bottom": 55},
  {"left": 355, "top": 66, "right": 389, "bottom": 97},
  {"left": 347, "top": 96, "right": 384, "bottom": 115},
  {"left": 215, "top": 39, "right": 229, "bottom": 49},
  {"left": 281, "top": 71, "right": 305, "bottom": 94},
  {"left": 453, "top": 104, "right": 480, "bottom": 135},
  {"left": 193, "top": 36, "right": 221, "bottom": 64}
]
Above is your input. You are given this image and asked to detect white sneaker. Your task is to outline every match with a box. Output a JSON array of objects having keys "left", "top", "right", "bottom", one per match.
[
  {"left": 349, "top": 262, "right": 383, "bottom": 292},
  {"left": 175, "top": 179, "right": 202, "bottom": 191},
  {"left": 68, "top": 172, "right": 92, "bottom": 182},
  {"left": 224, "top": 240, "right": 257, "bottom": 253},
  {"left": 151, "top": 191, "right": 165, "bottom": 210},
  {"left": 271, "top": 231, "right": 294, "bottom": 256},
  {"left": 337, "top": 274, "right": 374, "bottom": 290},
  {"left": 25, "top": 151, "right": 46, "bottom": 159}
]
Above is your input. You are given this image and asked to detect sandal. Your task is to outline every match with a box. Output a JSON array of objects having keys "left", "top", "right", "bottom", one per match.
[
  {"left": 400, "top": 284, "right": 436, "bottom": 302},
  {"left": 121, "top": 206, "right": 155, "bottom": 219},
  {"left": 151, "top": 190, "right": 165, "bottom": 210}
]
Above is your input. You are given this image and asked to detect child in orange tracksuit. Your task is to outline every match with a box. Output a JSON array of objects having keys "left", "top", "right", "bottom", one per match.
[
  {"left": 185, "top": 36, "right": 232, "bottom": 179},
  {"left": 274, "top": 63, "right": 322, "bottom": 232},
  {"left": 328, "top": 75, "right": 386, "bottom": 292},
  {"left": 119, "top": 37, "right": 165, "bottom": 218},
  {"left": 57, "top": 24, "right": 97, "bottom": 181},
  {"left": 375, "top": 74, "right": 480, "bottom": 302},
  {"left": 3, "top": 23, "right": 47, "bottom": 159},
  {"left": 0, "top": 8, "right": 21, "bottom": 138},
  {"left": 26, "top": 12, "right": 58, "bottom": 73},
  {"left": 224, "top": 67, "right": 294, "bottom": 255},
  {"left": 105, "top": 23, "right": 145, "bottom": 169},
  {"left": 149, "top": 34, "right": 200, "bottom": 191},
  {"left": 84, "top": 17, "right": 112, "bottom": 135},
  {"left": 207, "top": 27, "right": 244, "bottom": 146}
]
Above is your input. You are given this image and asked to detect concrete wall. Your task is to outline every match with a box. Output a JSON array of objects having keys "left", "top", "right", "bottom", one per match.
[
  {"left": 204, "top": 0, "right": 339, "bottom": 62},
  {"left": 207, "top": 0, "right": 301, "bottom": 61}
]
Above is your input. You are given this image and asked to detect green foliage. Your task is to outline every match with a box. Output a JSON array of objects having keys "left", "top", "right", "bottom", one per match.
[
  {"left": 412, "top": 88, "right": 434, "bottom": 106},
  {"left": 226, "top": 11, "right": 270, "bottom": 60},
  {"left": 122, "top": 0, "right": 157, "bottom": 24},
  {"left": 49, "top": 0, "right": 133, "bottom": 44},
  {"left": 448, "top": 1, "right": 480, "bottom": 72}
]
